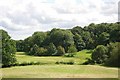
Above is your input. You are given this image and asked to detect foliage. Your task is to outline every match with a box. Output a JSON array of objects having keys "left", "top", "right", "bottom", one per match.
[
  {"left": 55, "top": 46, "right": 65, "bottom": 56},
  {"left": 16, "top": 40, "right": 24, "bottom": 52},
  {"left": 23, "top": 36, "right": 34, "bottom": 52},
  {"left": 91, "top": 45, "right": 108, "bottom": 64},
  {"left": 73, "top": 33, "right": 85, "bottom": 51},
  {"left": 55, "top": 60, "right": 74, "bottom": 65},
  {"left": 97, "top": 32, "right": 110, "bottom": 45},
  {"left": 29, "top": 44, "right": 39, "bottom": 55},
  {"left": 46, "top": 43, "right": 57, "bottom": 56},
  {"left": 105, "top": 42, "right": 120, "bottom": 67},
  {"left": 82, "top": 31, "right": 94, "bottom": 49},
  {"left": 1, "top": 22, "right": 120, "bottom": 68},
  {"left": 0, "top": 29, "right": 16, "bottom": 67},
  {"left": 2, "top": 61, "right": 43, "bottom": 68},
  {"left": 29, "top": 44, "right": 48, "bottom": 56},
  {"left": 90, "top": 42, "right": 120, "bottom": 67},
  {"left": 13, "top": 22, "right": 120, "bottom": 59},
  {"left": 67, "top": 45, "right": 77, "bottom": 53},
  {"left": 35, "top": 47, "right": 48, "bottom": 56},
  {"left": 32, "top": 32, "right": 47, "bottom": 47},
  {"left": 49, "top": 29, "right": 75, "bottom": 52}
]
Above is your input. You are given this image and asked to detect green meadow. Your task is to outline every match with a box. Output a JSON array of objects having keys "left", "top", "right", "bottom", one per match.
[
  {"left": 1, "top": 50, "right": 118, "bottom": 78},
  {"left": 2, "top": 65, "right": 118, "bottom": 78},
  {"left": 16, "top": 50, "right": 91, "bottom": 65}
]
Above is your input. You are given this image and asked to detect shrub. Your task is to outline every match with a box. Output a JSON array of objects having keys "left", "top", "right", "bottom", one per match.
[
  {"left": 91, "top": 45, "right": 108, "bottom": 64},
  {"left": 105, "top": 42, "right": 120, "bottom": 67},
  {"left": 55, "top": 60, "right": 74, "bottom": 65}
]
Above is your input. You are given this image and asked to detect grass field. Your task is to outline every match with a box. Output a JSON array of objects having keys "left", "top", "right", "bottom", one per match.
[
  {"left": 16, "top": 50, "right": 92, "bottom": 65},
  {"left": 2, "top": 65, "right": 118, "bottom": 78},
  {"left": 1, "top": 50, "right": 119, "bottom": 78}
]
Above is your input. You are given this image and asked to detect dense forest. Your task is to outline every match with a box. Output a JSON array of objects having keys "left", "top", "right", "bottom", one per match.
[{"left": 0, "top": 22, "right": 120, "bottom": 67}]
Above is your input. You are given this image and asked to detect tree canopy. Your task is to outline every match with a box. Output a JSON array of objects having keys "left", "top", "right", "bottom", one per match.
[
  {"left": 0, "top": 29, "right": 16, "bottom": 67},
  {"left": 16, "top": 22, "right": 119, "bottom": 57}
]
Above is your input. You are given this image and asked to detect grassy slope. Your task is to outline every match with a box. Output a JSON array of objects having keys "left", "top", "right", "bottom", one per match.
[
  {"left": 2, "top": 65, "right": 118, "bottom": 78},
  {"left": 16, "top": 50, "right": 92, "bottom": 65},
  {"left": 1, "top": 50, "right": 118, "bottom": 78}
]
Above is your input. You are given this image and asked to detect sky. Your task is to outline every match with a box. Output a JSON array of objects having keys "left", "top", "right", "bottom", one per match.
[{"left": 0, "top": 0, "right": 119, "bottom": 40}]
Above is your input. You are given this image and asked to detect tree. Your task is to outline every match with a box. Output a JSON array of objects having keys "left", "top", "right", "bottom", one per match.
[
  {"left": 29, "top": 44, "right": 39, "bottom": 55},
  {"left": 92, "top": 45, "right": 108, "bottom": 64},
  {"left": 24, "top": 36, "right": 34, "bottom": 52},
  {"left": 35, "top": 47, "right": 47, "bottom": 56},
  {"left": 105, "top": 42, "right": 120, "bottom": 67},
  {"left": 98, "top": 32, "right": 110, "bottom": 45},
  {"left": 109, "top": 23, "right": 120, "bottom": 42},
  {"left": 0, "top": 29, "right": 16, "bottom": 67},
  {"left": 16, "top": 40, "right": 24, "bottom": 52},
  {"left": 71, "top": 26, "right": 84, "bottom": 35},
  {"left": 46, "top": 43, "right": 57, "bottom": 56},
  {"left": 55, "top": 46, "right": 65, "bottom": 56},
  {"left": 29, "top": 44, "right": 47, "bottom": 56},
  {"left": 50, "top": 29, "right": 74, "bottom": 52},
  {"left": 82, "top": 31, "right": 94, "bottom": 49},
  {"left": 73, "top": 33, "right": 85, "bottom": 51},
  {"left": 20, "top": 22, "right": 119, "bottom": 58},
  {"left": 67, "top": 45, "right": 77, "bottom": 53},
  {"left": 32, "top": 32, "right": 47, "bottom": 47}
]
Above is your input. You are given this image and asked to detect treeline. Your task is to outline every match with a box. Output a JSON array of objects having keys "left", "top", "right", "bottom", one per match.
[
  {"left": 0, "top": 22, "right": 120, "bottom": 67},
  {"left": 16, "top": 22, "right": 119, "bottom": 55}
]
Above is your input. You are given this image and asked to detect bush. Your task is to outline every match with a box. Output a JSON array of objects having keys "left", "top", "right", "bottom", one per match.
[
  {"left": 105, "top": 42, "right": 120, "bottom": 67},
  {"left": 19, "top": 61, "right": 42, "bottom": 66},
  {"left": 91, "top": 45, "right": 108, "bottom": 64},
  {"left": 2, "top": 61, "right": 45, "bottom": 68},
  {"left": 55, "top": 60, "right": 74, "bottom": 65}
]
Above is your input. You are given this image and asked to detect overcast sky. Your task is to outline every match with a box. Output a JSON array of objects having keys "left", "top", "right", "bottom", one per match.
[{"left": 0, "top": 0, "right": 119, "bottom": 40}]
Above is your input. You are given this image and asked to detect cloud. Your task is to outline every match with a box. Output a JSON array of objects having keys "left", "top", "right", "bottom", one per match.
[
  {"left": 53, "top": 0, "right": 89, "bottom": 14},
  {"left": 101, "top": 1, "right": 118, "bottom": 15},
  {"left": 0, "top": 0, "right": 118, "bottom": 40}
]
